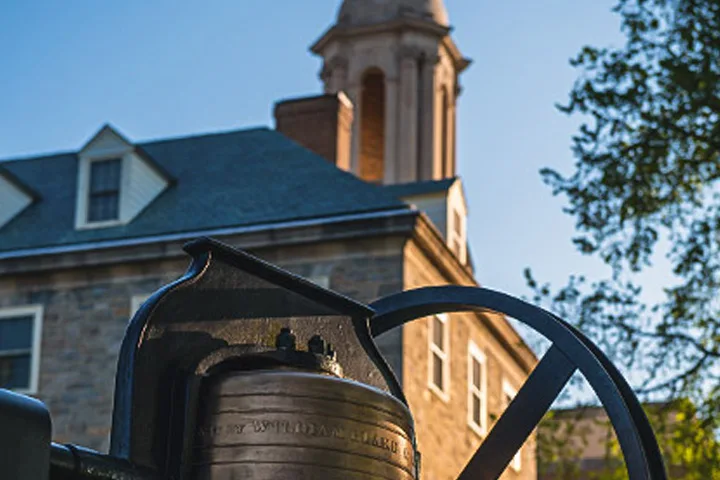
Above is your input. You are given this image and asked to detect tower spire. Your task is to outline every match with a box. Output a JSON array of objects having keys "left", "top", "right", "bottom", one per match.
[{"left": 311, "top": 0, "right": 471, "bottom": 184}]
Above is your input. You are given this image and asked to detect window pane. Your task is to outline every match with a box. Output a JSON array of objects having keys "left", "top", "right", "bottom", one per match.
[
  {"left": 432, "top": 317, "right": 444, "bottom": 349},
  {"left": 90, "top": 159, "right": 121, "bottom": 193},
  {"left": 88, "top": 192, "right": 120, "bottom": 222},
  {"left": 0, "top": 354, "right": 30, "bottom": 389},
  {"left": 0, "top": 316, "right": 33, "bottom": 350},
  {"left": 472, "top": 394, "right": 481, "bottom": 424},
  {"left": 472, "top": 358, "right": 481, "bottom": 388},
  {"left": 432, "top": 352, "right": 444, "bottom": 390}
]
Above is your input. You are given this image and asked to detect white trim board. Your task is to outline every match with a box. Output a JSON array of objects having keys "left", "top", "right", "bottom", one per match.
[{"left": 0, "top": 305, "right": 44, "bottom": 395}]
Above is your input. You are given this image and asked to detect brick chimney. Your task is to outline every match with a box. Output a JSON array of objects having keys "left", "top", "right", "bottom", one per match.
[{"left": 274, "top": 92, "right": 354, "bottom": 171}]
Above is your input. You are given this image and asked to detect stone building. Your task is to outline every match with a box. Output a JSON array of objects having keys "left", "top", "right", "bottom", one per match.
[{"left": 0, "top": 1, "right": 537, "bottom": 478}]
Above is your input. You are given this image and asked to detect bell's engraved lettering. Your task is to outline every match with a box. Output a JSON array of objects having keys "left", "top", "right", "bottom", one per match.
[
  {"left": 193, "top": 371, "right": 417, "bottom": 479},
  {"left": 227, "top": 423, "right": 245, "bottom": 435}
]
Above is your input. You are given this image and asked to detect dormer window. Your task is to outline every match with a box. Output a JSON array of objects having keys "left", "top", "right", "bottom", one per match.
[
  {"left": 75, "top": 125, "right": 171, "bottom": 230},
  {"left": 87, "top": 158, "right": 122, "bottom": 223}
]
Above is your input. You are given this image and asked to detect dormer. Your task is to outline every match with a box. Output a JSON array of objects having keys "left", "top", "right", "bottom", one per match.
[
  {"left": 384, "top": 177, "right": 468, "bottom": 264},
  {"left": 75, "top": 125, "right": 170, "bottom": 230},
  {"left": 0, "top": 168, "right": 36, "bottom": 230}
]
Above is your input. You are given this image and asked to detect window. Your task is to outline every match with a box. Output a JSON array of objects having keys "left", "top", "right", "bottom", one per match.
[
  {"left": 502, "top": 380, "right": 522, "bottom": 471},
  {"left": 76, "top": 125, "right": 170, "bottom": 230},
  {"left": 87, "top": 158, "right": 122, "bottom": 223},
  {"left": 428, "top": 314, "right": 450, "bottom": 400},
  {"left": 0, "top": 306, "right": 43, "bottom": 393},
  {"left": 468, "top": 342, "right": 487, "bottom": 436},
  {"left": 130, "top": 294, "right": 151, "bottom": 318}
]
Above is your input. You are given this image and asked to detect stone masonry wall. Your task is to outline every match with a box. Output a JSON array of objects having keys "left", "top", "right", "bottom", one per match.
[
  {"left": 0, "top": 239, "right": 405, "bottom": 451},
  {"left": 0, "top": 257, "right": 188, "bottom": 451}
]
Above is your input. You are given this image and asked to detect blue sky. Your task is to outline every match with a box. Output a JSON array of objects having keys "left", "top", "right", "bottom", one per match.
[{"left": 0, "top": 1, "right": 656, "bottom": 307}]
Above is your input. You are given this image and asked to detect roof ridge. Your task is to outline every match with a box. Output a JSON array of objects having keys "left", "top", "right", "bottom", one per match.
[
  {"left": 0, "top": 126, "right": 271, "bottom": 164},
  {"left": 138, "top": 126, "right": 270, "bottom": 147}
]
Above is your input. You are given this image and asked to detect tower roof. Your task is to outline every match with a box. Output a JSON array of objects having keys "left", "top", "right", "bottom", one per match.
[{"left": 337, "top": 0, "right": 449, "bottom": 27}]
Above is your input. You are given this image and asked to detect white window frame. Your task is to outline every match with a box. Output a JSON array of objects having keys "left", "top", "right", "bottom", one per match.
[
  {"left": 307, "top": 263, "right": 333, "bottom": 289},
  {"left": 428, "top": 313, "right": 450, "bottom": 402},
  {"left": 130, "top": 294, "right": 151, "bottom": 318},
  {"left": 0, "top": 305, "right": 43, "bottom": 395},
  {"left": 467, "top": 342, "right": 488, "bottom": 436},
  {"left": 502, "top": 379, "right": 522, "bottom": 471},
  {"left": 75, "top": 153, "right": 129, "bottom": 230},
  {"left": 309, "top": 275, "right": 330, "bottom": 289}
]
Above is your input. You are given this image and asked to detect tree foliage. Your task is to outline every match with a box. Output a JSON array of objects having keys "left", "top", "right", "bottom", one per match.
[{"left": 531, "top": 0, "right": 720, "bottom": 477}]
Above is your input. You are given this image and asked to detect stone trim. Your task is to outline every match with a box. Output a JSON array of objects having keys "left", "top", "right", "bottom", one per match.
[
  {"left": 311, "top": 19, "right": 451, "bottom": 55},
  {"left": 0, "top": 209, "right": 417, "bottom": 275},
  {"left": 407, "top": 213, "right": 538, "bottom": 373}
]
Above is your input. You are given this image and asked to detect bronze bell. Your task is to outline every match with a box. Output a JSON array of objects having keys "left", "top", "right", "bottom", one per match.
[
  {"left": 185, "top": 327, "right": 414, "bottom": 479},
  {"left": 188, "top": 328, "right": 416, "bottom": 479},
  {"left": 193, "top": 369, "right": 416, "bottom": 479},
  {"left": 106, "top": 239, "right": 419, "bottom": 480}
]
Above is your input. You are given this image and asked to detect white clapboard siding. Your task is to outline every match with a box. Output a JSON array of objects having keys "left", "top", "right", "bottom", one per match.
[
  {"left": 410, "top": 193, "right": 449, "bottom": 238},
  {"left": 399, "top": 180, "right": 468, "bottom": 264},
  {"left": 120, "top": 152, "right": 168, "bottom": 222},
  {"left": 76, "top": 125, "right": 169, "bottom": 229},
  {"left": 0, "top": 174, "right": 32, "bottom": 229}
]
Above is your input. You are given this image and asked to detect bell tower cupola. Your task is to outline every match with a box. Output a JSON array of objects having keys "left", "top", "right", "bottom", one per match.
[{"left": 311, "top": 0, "right": 471, "bottom": 185}]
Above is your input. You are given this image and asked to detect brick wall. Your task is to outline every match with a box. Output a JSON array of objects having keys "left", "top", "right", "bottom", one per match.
[
  {"left": 274, "top": 93, "right": 354, "bottom": 171},
  {"left": 360, "top": 70, "right": 386, "bottom": 183}
]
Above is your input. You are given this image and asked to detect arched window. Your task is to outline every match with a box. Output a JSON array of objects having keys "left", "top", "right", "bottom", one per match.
[
  {"left": 359, "top": 69, "right": 385, "bottom": 183},
  {"left": 440, "top": 86, "right": 450, "bottom": 178}
]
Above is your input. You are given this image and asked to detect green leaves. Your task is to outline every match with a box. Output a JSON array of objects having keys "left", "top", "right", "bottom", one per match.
[{"left": 534, "top": 0, "right": 720, "bottom": 477}]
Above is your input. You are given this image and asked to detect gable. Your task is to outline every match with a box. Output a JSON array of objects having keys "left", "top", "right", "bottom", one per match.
[
  {"left": 80, "top": 125, "right": 133, "bottom": 157},
  {"left": 385, "top": 177, "right": 468, "bottom": 264},
  {"left": 75, "top": 125, "right": 170, "bottom": 229}
]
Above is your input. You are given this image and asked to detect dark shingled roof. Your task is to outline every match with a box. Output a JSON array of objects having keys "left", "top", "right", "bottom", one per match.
[
  {"left": 382, "top": 177, "right": 458, "bottom": 198},
  {"left": 0, "top": 127, "right": 407, "bottom": 253}
]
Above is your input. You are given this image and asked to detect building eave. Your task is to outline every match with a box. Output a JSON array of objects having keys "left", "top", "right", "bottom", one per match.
[
  {"left": 441, "top": 36, "right": 472, "bottom": 73},
  {"left": 311, "top": 18, "right": 451, "bottom": 55},
  {"left": 0, "top": 207, "right": 416, "bottom": 275}
]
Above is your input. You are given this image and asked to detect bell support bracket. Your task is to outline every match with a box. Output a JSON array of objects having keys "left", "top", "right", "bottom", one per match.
[{"left": 370, "top": 286, "right": 668, "bottom": 480}]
